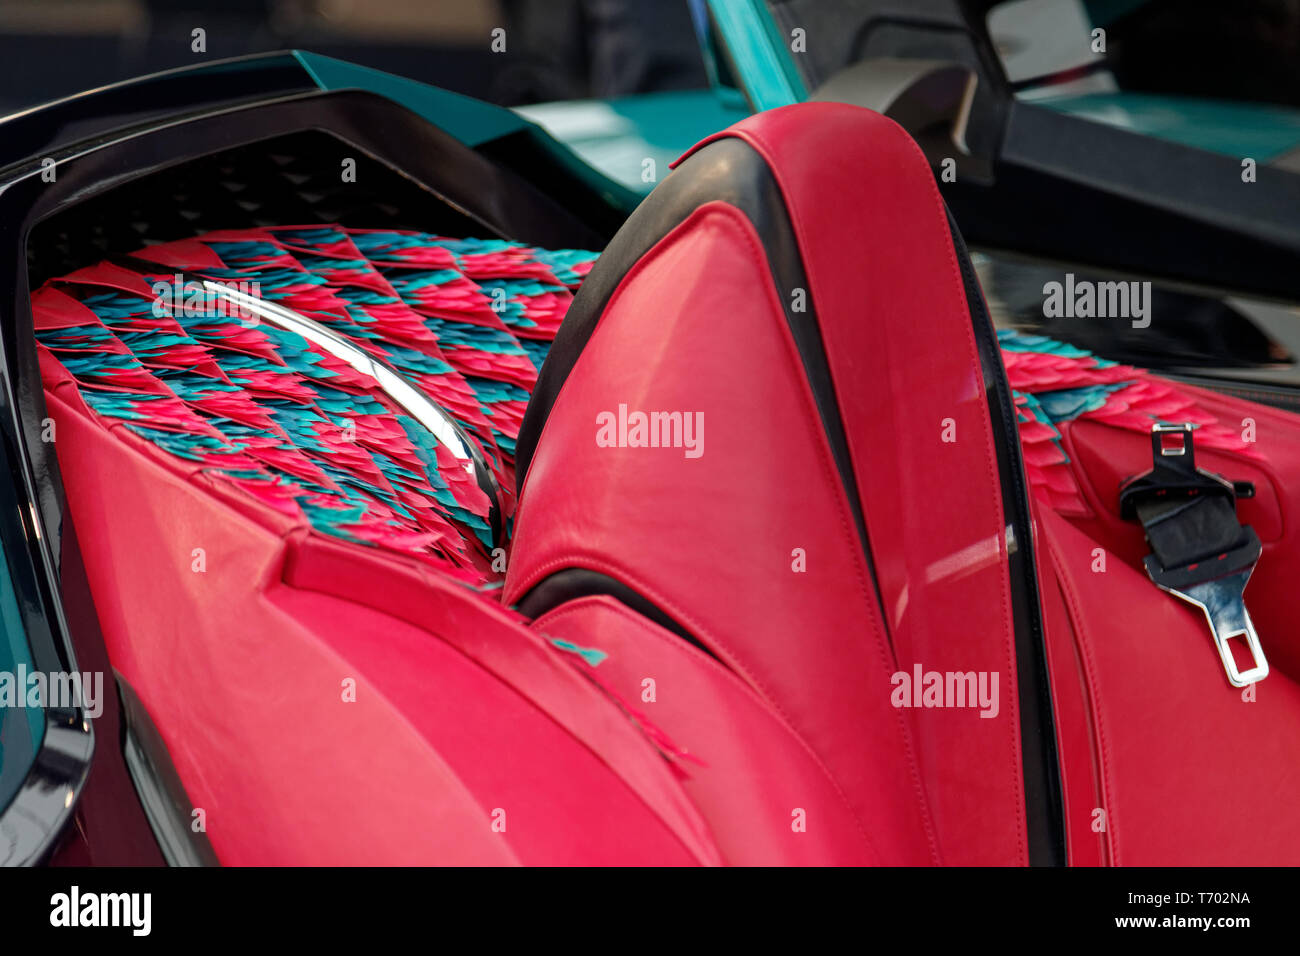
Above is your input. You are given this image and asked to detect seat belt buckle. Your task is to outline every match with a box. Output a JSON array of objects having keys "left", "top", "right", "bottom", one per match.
[
  {"left": 1120, "top": 423, "right": 1268, "bottom": 688},
  {"left": 1165, "top": 572, "right": 1269, "bottom": 688}
]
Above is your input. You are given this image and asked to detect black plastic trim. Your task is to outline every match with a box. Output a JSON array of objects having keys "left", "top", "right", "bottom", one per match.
[
  {"left": 43, "top": 516, "right": 167, "bottom": 867},
  {"left": 117, "top": 675, "right": 220, "bottom": 867},
  {"left": 0, "top": 52, "right": 316, "bottom": 176},
  {"left": 944, "top": 100, "right": 1300, "bottom": 302},
  {"left": 0, "top": 357, "right": 93, "bottom": 866},
  {"left": 515, "top": 569, "right": 713, "bottom": 657}
]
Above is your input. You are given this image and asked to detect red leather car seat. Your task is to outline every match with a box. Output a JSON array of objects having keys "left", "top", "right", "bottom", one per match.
[
  {"left": 40, "top": 100, "right": 1300, "bottom": 865},
  {"left": 509, "top": 102, "right": 1063, "bottom": 865},
  {"left": 511, "top": 101, "right": 1300, "bottom": 866}
]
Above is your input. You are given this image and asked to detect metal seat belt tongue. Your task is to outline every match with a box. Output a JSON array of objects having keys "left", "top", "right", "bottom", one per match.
[{"left": 1119, "top": 423, "right": 1268, "bottom": 688}]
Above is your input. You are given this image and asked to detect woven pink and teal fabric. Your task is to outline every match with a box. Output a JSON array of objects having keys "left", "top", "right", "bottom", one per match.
[
  {"left": 1001, "top": 330, "right": 1259, "bottom": 515},
  {"left": 43, "top": 226, "right": 1236, "bottom": 584},
  {"left": 33, "top": 225, "right": 596, "bottom": 585}
]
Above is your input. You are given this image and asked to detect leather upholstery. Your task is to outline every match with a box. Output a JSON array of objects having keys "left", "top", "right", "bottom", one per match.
[
  {"left": 508, "top": 103, "right": 1049, "bottom": 865},
  {"left": 41, "top": 100, "right": 1300, "bottom": 865}
]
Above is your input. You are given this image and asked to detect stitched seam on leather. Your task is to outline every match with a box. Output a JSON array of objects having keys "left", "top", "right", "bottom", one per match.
[
  {"left": 882, "top": 121, "right": 1028, "bottom": 866},
  {"left": 533, "top": 594, "right": 888, "bottom": 864},
  {"left": 711, "top": 194, "right": 939, "bottom": 863},
  {"left": 516, "top": 206, "right": 879, "bottom": 680},
  {"left": 735, "top": 119, "right": 989, "bottom": 865},
  {"left": 515, "top": 203, "right": 883, "bottom": 688},
  {"left": 915, "top": 146, "right": 1028, "bottom": 871},
  {"left": 512, "top": 202, "right": 927, "bottom": 859},
  {"left": 284, "top": 545, "right": 721, "bottom": 866},
  {"left": 728, "top": 135, "right": 945, "bottom": 863},
  {"left": 1044, "top": 525, "right": 1118, "bottom": 865},
  {"left": 513, "top": 205, "right": 720, "bottom": 510},
  {"left": 1052, "top": 571, "right": 1111, "bottom": 866}
]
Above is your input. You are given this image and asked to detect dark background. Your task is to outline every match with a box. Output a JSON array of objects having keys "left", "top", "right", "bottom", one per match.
[
  {"left": 2, "top": 0, "right": 1300, "bottom": 116},
  {"left": 0, "top": 0, "right": 706, "bottom": 114}
]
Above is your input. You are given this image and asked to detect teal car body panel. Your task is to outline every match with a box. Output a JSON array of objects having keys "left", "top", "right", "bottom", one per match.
[
  {"left": 514, "top": 90, "right": 750, "bottom": 197},
  {"left": 701, "top": 0, "right": 805, "bottom": 110},
  {"left": 295, "top": 51, "right": 645, "bottom": 213},
  {"left": 294, "top": 50, "right": 529, "bottom": 147}
]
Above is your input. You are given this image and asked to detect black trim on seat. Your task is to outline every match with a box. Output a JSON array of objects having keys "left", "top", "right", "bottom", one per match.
[
  {"left": 514, "top": 136, "right": 892, "bottom": 651},
  {"left": 946, "top": 212, "right": 1067, "bottom": 867},
  {"left": 515, "top": 569, "right": 714, "bottom": 657}
]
